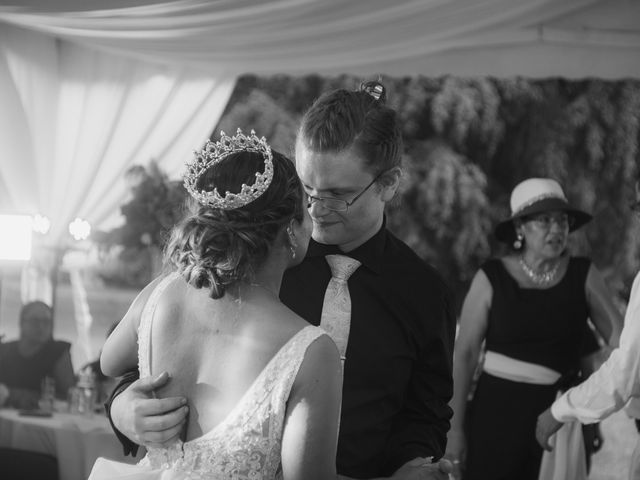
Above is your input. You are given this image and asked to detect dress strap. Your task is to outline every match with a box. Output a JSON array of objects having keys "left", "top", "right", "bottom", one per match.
[
  {"left": 255, "top": 325, "right": 327, "bottom": 418},
  {"left": 137, "top": 273, "right": 180, "bottom": 378}
]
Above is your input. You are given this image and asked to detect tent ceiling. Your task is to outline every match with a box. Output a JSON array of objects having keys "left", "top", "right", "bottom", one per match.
[
  {"left": 0, "top": 0, "right": 638, "bottom": 79},
  {"left": 0, "top": 0, "right": 638, "bottom": 243}
]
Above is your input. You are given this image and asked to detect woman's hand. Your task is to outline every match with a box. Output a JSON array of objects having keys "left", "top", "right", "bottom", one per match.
[
  {"left": 536, "top": 408, "right": 563, "bottom": 451},
  {"left": 444, "top": 429, "right": 466, "bottom": 479}
]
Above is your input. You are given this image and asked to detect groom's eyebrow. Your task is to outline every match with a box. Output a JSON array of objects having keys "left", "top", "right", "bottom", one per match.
[{"left": 302, "top": 182, "right": 356, "bottom": 195}]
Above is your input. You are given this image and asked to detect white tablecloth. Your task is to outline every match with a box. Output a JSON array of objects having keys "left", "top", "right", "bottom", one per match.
[{"left": 0, "top": 408, "right": 143, "bottom": 480}]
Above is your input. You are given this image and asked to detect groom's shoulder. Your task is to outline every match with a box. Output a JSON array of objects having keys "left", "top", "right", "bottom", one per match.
[{"left": 383, "top": 230, "right": 447, "bottom": 285}]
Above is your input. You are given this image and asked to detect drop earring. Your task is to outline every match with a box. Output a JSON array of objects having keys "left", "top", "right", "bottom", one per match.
[
  {"left": 513, "top": 233, "right": 523, "bottom": 250},
  {"left": 287, "top": 225, "right": 297, "bottom": 259}
]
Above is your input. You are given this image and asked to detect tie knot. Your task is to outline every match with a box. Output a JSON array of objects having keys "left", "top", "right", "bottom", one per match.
[{"left": 325, "top": 255, "right": 361, "bottom": 282}]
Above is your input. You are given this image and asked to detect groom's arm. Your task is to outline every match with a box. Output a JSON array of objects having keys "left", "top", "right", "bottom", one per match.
[
  {"left": 105, "top": 370, "right": 188, "bottom": 456},
  {"left": 105, "top": 370, "right": 141, "bottom": 456},
  {"left": 382, "top": 286, "right": 456, "bottom": 472}
]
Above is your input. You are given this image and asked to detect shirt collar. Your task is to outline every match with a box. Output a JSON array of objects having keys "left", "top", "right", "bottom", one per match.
[{"left": 305, "top": 218, "right": 386, "bottom": 274}]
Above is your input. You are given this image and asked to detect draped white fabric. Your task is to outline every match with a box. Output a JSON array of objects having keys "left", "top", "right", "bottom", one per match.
[
  {"left": 0, "top": 22, "right": 235, "bottom": 240},
  {"left": 0, "top": 0, "right": 637, "bottom": 78},
  {"left": 69, "top": 268, "right": 93, "bottom": 367},
  {"left": 0, "top": 0, "right": 637, "bottom": 239},
  {"left": 0, "top": 0, "right": 637, "bottom": 360}
]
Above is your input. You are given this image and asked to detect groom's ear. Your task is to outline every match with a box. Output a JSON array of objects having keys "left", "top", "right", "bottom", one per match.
[{"left": 378, "top": 167, "right": 401, "bottom": 202}]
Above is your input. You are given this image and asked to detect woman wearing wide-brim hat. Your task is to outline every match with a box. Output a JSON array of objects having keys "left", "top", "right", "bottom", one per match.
[{"left": 445, "top": 178, "right": 623, "bottom": 480}]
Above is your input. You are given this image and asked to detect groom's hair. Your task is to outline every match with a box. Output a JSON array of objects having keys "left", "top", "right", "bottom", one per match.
[{"left": 297, "top": 80, "right": 403, "bottom": 177}]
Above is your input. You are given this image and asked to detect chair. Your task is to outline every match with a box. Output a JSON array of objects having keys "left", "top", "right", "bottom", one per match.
[{"left": 0, "top": 447, "right": 59, "bottom": 480}]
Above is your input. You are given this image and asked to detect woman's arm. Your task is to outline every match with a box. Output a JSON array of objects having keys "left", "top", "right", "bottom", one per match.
[
  {"left": 280, "top": 334, "right": 342, "bottom": 480},
  {"left": 101, "top": 276, "right": 164, "bottom": 377},
  {"left": 585, "top": 265, "right": 623, "bottom": 348},
  {"left": 445, "top": 270, "right": 492, "bottom": 464},
  {"left": 53, "top": 348, "right": 76, "bottom": 397}
]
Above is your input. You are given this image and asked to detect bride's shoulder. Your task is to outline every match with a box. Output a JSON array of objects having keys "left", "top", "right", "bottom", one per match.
[{"left": 291, "top": 330, "right": 340, "bottom": 388}]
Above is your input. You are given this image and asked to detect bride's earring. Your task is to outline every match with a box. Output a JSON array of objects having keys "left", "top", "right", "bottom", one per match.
[{"left": 287, "top": 225, "right": 297, "bottom": 259}]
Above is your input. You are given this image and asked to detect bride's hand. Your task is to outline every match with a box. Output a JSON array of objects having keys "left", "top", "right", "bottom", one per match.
[{"left": 111, "top": 372, "right": 189, "bottom": 449}]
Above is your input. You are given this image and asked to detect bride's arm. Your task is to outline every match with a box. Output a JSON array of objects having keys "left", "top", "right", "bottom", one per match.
[
  {"left": 280, "top": 334, "right": 342, "bottom": 480},
  {"left": 101, "top": 277, "right": 164, "bottom": 377}
]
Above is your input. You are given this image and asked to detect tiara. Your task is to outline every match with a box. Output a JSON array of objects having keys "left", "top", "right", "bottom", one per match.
[{"left": 184, "top": 128, "right": 274, "bottom": 210}]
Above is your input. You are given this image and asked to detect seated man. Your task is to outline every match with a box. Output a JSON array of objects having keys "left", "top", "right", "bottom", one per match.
[{"left": 0, "top": 301, "right": 75, "bottom": 409}]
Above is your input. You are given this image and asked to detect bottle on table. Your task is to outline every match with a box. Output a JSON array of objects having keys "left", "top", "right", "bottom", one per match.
[
  {"left": 70, "top": 369, "right": 97, "bottom": 415},
  {"left": 39, "top": 376, "right": 56, "bottom": 413}
]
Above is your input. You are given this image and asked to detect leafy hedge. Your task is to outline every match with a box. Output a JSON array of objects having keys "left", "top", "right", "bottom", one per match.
[{"left": 98, "top": 75, "right": 640, "bottom": 308}]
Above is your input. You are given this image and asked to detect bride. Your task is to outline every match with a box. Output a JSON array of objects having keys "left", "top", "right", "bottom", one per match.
[{"left": 89, "top": 129, "right": 341, "bottom": 480}]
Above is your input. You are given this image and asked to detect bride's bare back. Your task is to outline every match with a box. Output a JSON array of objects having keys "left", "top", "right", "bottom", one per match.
[{"left": 149, "top": 276, "right": 309, "bottom": 441}]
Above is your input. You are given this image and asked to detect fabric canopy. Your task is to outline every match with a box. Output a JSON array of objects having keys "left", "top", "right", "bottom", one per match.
[
  {"left": 0, "top": 22, "right": 235, "bottom": 241},
  {"left": 1, "top": 0, "right": 638, "bottom": 241},
  {"left": 0, "top": 0, "right": 638, "bottom": 79},
  {"left": 0, "top": 0, "right": 637, "bottom": 365}
]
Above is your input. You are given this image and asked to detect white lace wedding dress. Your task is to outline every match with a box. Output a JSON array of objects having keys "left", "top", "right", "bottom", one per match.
[{"left": 89, "top": 274, "right": 327, "bottom": 480}]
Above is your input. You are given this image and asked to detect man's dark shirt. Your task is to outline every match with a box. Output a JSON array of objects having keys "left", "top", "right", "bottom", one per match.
[
  {"left": 107, "top": 224, "right": 455, "bottom": 478},
  {"left": 280, "top": 224, "right": 455, "bottom": 478}
]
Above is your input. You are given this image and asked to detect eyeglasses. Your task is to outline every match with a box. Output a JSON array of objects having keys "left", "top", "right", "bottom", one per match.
[
  {"left": 525, "top": 213, "right": 573, "bottom": 229},
  {"left": 306, "top": 172, "right": 384, "bottom": 212}
]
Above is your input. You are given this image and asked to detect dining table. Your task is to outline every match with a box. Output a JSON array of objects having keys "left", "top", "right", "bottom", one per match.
[{"left": 0, "top": 407, "right": 143, "bottom": 480}]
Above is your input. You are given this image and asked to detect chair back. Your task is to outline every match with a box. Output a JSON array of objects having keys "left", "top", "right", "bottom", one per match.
[{"left": 0, "top": 447, "right": 59, "bottom": 480}]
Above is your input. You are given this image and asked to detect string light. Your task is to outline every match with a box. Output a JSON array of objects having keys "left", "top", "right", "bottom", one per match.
[
  {"left": 32, "top": 214, "right": 51, "bottom": 234},
  {"left": 69, "top": 218, "right": 91, "bottom": 241}
]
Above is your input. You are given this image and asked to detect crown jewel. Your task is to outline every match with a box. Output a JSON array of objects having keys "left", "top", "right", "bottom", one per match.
[{"left": 184, "top": 128, "right": 274, "bottom": 210}]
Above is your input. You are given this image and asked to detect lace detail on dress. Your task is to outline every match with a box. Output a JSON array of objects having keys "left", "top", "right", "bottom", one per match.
[{"left": 136, "top": 278, "right": 327, "bottom": 480}]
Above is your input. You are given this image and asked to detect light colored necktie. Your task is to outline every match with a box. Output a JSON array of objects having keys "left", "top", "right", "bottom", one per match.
[{"left": 320, "top": 254, "right": 361, "bottom": 362}]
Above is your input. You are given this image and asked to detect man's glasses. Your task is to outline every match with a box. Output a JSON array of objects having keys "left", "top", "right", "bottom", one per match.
[
  {"left": 306, "top": 172, "right": 384, "bottom": 213},
  {"left": 524, "top": 213, "right": 574, "bottom": 230}
]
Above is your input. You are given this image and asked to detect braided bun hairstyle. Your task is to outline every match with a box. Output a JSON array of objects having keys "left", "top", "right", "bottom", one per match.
[
  {"left": 165, "top": 150, "right": 303, "bottom": 299},
  {"left": 297, "top": 80, "right": 403, "bottom": 176}
]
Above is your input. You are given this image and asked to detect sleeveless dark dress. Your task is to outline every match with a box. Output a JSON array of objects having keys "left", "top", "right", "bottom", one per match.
[
  {"left": 0, "top": 340, "right": 70, "bottom": 394},
  {"left": 465, "top": 256, "right": 591, "bottom": 480}
]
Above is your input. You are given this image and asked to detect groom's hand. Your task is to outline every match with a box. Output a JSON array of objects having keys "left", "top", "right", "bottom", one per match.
[
  {"left": 111, "top": 372, "right": 188, "bottom": 449},
  {"left": 392, "top": 457, "right": 452, "bottom": 479}
]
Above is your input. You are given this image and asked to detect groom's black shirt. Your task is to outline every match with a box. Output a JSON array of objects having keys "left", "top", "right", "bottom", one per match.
[
  {"left": 107, "top": 223, "right": 455, "bottom": 478},
  {"left": 280, "top": 224, "right": 455, "bottom": 478}
]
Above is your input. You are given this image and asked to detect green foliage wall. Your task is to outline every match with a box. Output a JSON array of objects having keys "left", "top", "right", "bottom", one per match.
[
  {"left": 98, "top": 74, "right": 640, "bottom": 307},
  {"left": 94, "top": 162, "right": 187, "bottom": 287},
  {"left": 221, "top": 75, "right": 640, "bottom": 306}
]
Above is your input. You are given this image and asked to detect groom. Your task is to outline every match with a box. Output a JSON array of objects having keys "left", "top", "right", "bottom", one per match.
[{"left": 107, "top": 83, "right": 455, "bottom": 479}]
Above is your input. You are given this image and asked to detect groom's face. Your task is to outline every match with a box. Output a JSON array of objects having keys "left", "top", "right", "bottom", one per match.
[{"left": 295, "top": 139, "right": 386, "bottom": 252}]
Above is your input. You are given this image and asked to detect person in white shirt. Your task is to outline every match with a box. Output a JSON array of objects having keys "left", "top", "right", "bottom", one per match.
[{"left": 536, "top": 179, "right": 640, "bottom": 480}]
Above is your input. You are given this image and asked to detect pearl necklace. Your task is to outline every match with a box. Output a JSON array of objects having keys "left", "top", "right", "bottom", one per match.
[{"left": 519, "top": 256, "right": 560, "bottom": 286}]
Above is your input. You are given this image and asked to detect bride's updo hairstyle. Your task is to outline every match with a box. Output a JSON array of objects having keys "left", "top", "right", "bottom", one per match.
[{"left": 165, "top": 131, "right": 304, "bottom": 299}]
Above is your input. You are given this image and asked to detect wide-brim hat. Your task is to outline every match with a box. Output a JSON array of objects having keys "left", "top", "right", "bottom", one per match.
[{"left": 494, "top": 178, "right": 592, "bottom": 243}]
